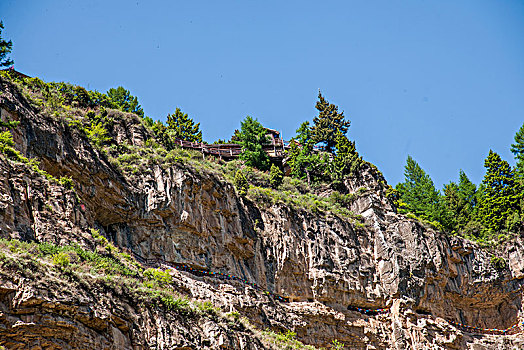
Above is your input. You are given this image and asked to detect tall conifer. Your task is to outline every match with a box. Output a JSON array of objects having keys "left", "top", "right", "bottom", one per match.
[
  {"left": 478, "top": 150, "right": 522, "bottom": 232},
  {"left": 511, "top": 122, "right": 524, "bottom": 178},
  {"left": 311, "top": 92, "right": 351, "bottom": 153}
]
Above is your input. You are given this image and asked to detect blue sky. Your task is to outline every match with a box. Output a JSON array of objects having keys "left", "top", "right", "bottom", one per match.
[{"left": 1, "top": 0, "right": 523, "bottom": 189}]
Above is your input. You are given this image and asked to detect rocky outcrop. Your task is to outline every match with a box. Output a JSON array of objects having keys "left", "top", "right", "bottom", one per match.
[{"left": 1, "top": 75, "right": 524, "bottom": 349}]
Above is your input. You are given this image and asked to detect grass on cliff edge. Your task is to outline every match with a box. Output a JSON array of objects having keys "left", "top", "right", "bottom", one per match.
[
  {"left": 0, "top": 72, "right": 372, "bottom": 226},
  {"left": 0, "top": 236, "right": 340, "bottom": 349}
]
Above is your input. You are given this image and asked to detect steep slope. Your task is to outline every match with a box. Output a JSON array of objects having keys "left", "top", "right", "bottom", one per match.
[{"left": 1, "top": 74, "right": 524, "bottom": 349}]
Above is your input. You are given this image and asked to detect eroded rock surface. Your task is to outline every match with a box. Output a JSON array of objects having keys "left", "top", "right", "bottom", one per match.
[{"left": 1, "top": 75, "right": 524, "bottom": 349}]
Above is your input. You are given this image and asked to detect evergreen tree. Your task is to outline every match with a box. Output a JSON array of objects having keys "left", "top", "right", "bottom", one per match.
[
  {"left": 286, "top": 121, "right": 326, "bottom": 185},
  {"left": 331, "top": 131, "right": 361, "bottom": 188},
  {"left": 396, "top": 156, "right": 440, "bottom": 221},
  {"left": 311, "top": 92, "right": 351, "bottom": 153},
  {"left": 442, "top": 170, "right": 477, "bottom": 232},
  {"left": 106, "top": 86, "right": 144, "bottom": 118},
  {"left": 166, "top": 108, "right": 202, "bottom": 143},
  {"left": 511, "top": 122, "right": 524, "bottom": 178},
  {"left": 151, "top": 120, "right": 173, "bottom": 150},
  {"left": 0, "top": 21, "right": 13, "bottom": 68},
  {"left": 269, "top": 164, "right": 283, "bottom": 189},
  {"left": 478, "top": 150, "right": 522, "bottom": 232},
  {"left": 236, "top": 116, "right": 270, "bottom": 170}
]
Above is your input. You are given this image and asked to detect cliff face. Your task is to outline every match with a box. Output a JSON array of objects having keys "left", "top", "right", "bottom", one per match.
[{"left": 1, "top": 75, "right": 524, "bottom": 349}]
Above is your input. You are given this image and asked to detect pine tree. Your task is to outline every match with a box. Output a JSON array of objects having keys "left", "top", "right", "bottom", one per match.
[
  {"left": 0, "top": 21, "right": 13, "bottom": 68},
  {"left": 236, "top": 116, "right": 270, "bottom": 170},
  {"left": 311, "top": 92, "right": 351, "bottom": 153},
  {"left": 511, "top": 122, "right": 524, "bottom": 178},
  {"left": 286, "top": 121, "right": 326, "bottom": 185},
  {"left": 331, "top": 131, "right": 361, "bottom": 187},
  {"left": 106, "top": 86, "right": 144, "bottom": 118},
  {"left": 442, "top": 170, "right": 477, "bottom": 232},
  {"left": 396, "top": 156, "right": 440, "bottom": 221},
  {"left": 166, "top": 108, "right": 202, "bottom": 143},
  {"left": 478, "top": 150, "right": 522, "bottom": 232}
]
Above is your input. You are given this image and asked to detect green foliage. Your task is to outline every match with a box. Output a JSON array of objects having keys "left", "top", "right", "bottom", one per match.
[
  {"left": 477, "top": 150, "right": 522, "bottom": 232},
  {"left": 159, "top": 295, "right": 190, "bottom": 312},
  {"left": 144, "top": 268, "right": 173, "bottom": 286},
  {"left": 106, "top": 86, "right": 144, "bottom": 117},
  {"left": 73, "top": 85, "right": 91, "bottom": 107},
  {"left": 490, "top": 256, "right": 507, "bottom": 271},
  {"left": 86, "top": 121, "right": 111, "bottom": 148},
  {"left": 0, "top": 130, "right": 14, "bottom": 148},
  {"left": 0, "top": 119, "right": 19, "bottom": 129},
  {"left": 332, "top": 339, "right": 345, "bottom": 350},
  {"left": 286, "top": 122, "right": 327, "bottom": 185},
  {"left": 52, "top": 251, "right": 71, "bottom": 268},
  {"left": 511, "top": 122, "right": 524, "bottom": 178},
  {"left": 441, "top": 170, "right": 478, "bottom": 233},
  {"left": 262, "top": 329, "right": 317, "bottom": 350},
  {"left": 331, "top": 131, "right": 361, "bottom": 188},
  {"left": 234, "top": 170, "right": 249, "bottom": 197},
  {"left": 505, "top": 212, "right": 522, "bottom": 234},
  {"left": 269, "top": 164, "right": 283, "bottom": 189},
  {"left": 90, "top": 228, "right": 109, "bottom": 245},
  {"left": 396, "top": 156, "right": 441, "bottom": 222},
  {"left": 194, "top": 300, "right": 220, "bottom": 316},
  {"left": 166, "top": 107, "right": 202, "bottom": 143},
  {"left": 59, "top": 176, "right": 74, "bottom": 190},
  {"left": 0, "top": 21, "right": 13, "bottom": 67},
  {"left": 311, "top": 92, "right": 351, "bottom": 153},
  {"left": 236, "top": 116, "right": 270, "bottom": 170}
]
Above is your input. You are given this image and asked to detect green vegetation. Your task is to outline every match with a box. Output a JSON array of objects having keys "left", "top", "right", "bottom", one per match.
[
  {"left": 2, "top": 61, "right": 523, "bottom": 246},
  {"left": 166, "top": 107, "right": 203, "bottom": 143},
  {"left": 261, "top": 329, "right": 317, "bottom": 350},
  {"left": 106, "top": 86, "right": 144, "bottom": 117},
  {"left": 311, "top": 92, "right": 351, "bottom": 153},
  {"left": 0, "top": 128, "right": 75, "bottom": 189},
  {"left": 236, "top": 116, "right": 270, "bottom": 170},
  {"left": 0, "top": 21, "right": 13, "bottom": 67},
  {"left": 51, "top": 251, "right": 71, "bottom": 268},
  {"left": 511, "top": 122, "right": 524, "bottom": 178},
  {"left": 331, "top": 131, "right": 362, "bottom": 189},
  {"left": 234, "top": 170, "right": 249, "bottom": 197},
  {"left": 286, "top": 121, "right": 328, "bottom": 185},
  {"left": 395, "top": 156, "right": 440, "bottom": 223},
  {"left": 395, "top": 146, "right": 524, "bottom": 244},
  {"left": 490, "top": 255, "right": 507, "bottom": 271},
  {"left": 478, "top": 150, "right": 522, "bottom": 232},
  {"left": 269, "top": 164, "right": 283, "bottom": 189},
  {"left": 144, "top": 268, "right": 173, "bottom": 286}
]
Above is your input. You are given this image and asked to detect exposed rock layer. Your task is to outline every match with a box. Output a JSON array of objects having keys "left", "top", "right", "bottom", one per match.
[{"left": 1, "top": 76, "right": 524, "bottom": 349}]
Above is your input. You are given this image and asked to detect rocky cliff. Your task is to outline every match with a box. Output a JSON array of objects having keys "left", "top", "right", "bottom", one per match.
[{"left": 0, "top": 75, "right": 524, "bottom": 349}]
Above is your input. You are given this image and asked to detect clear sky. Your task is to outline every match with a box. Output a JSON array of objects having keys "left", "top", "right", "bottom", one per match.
[{"left": 1, "top": 0, "right": 523, "bottom": 189}]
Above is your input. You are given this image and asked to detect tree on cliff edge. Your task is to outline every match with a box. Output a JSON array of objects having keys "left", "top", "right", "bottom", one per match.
[
  {"left": 511, "top": 122, "right": 524, "bottom": 179},
  {"left": 396, "top": 156, "right": 440, "bottom": 221},
  {"left": 311, "top": 92, "right": 351, "bottom": 153},
  {"left": 0, "top": 21, "right": 14, "bottom": 67},
  {"left": 236, "top": 116, "right": 270, "bottom": 170}
]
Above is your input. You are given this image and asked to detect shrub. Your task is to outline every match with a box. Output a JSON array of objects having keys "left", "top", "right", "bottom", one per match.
[
  {"left": 144, "top": 268, "right": 173, "bottom": 286},
  {"left": 269, "top": 164, "right": 283, "bottom": 189},
  {"left": 59, "top": 176, "right": 74, "bottom": 190},
  {"left": 195, "top": 300, "right": 220, "bottom": 316},
  {"left": 490, "top": 256, "right": 507, "bottom": 271},
  {"left": 332, "top": 339, "right": 345, "bottom": 349},
  {"left": 52, "top": 251, "right": 70, "bottom": 268},
  {"left": 234, "top": 170, "right": 249, "bottom": 197}
]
